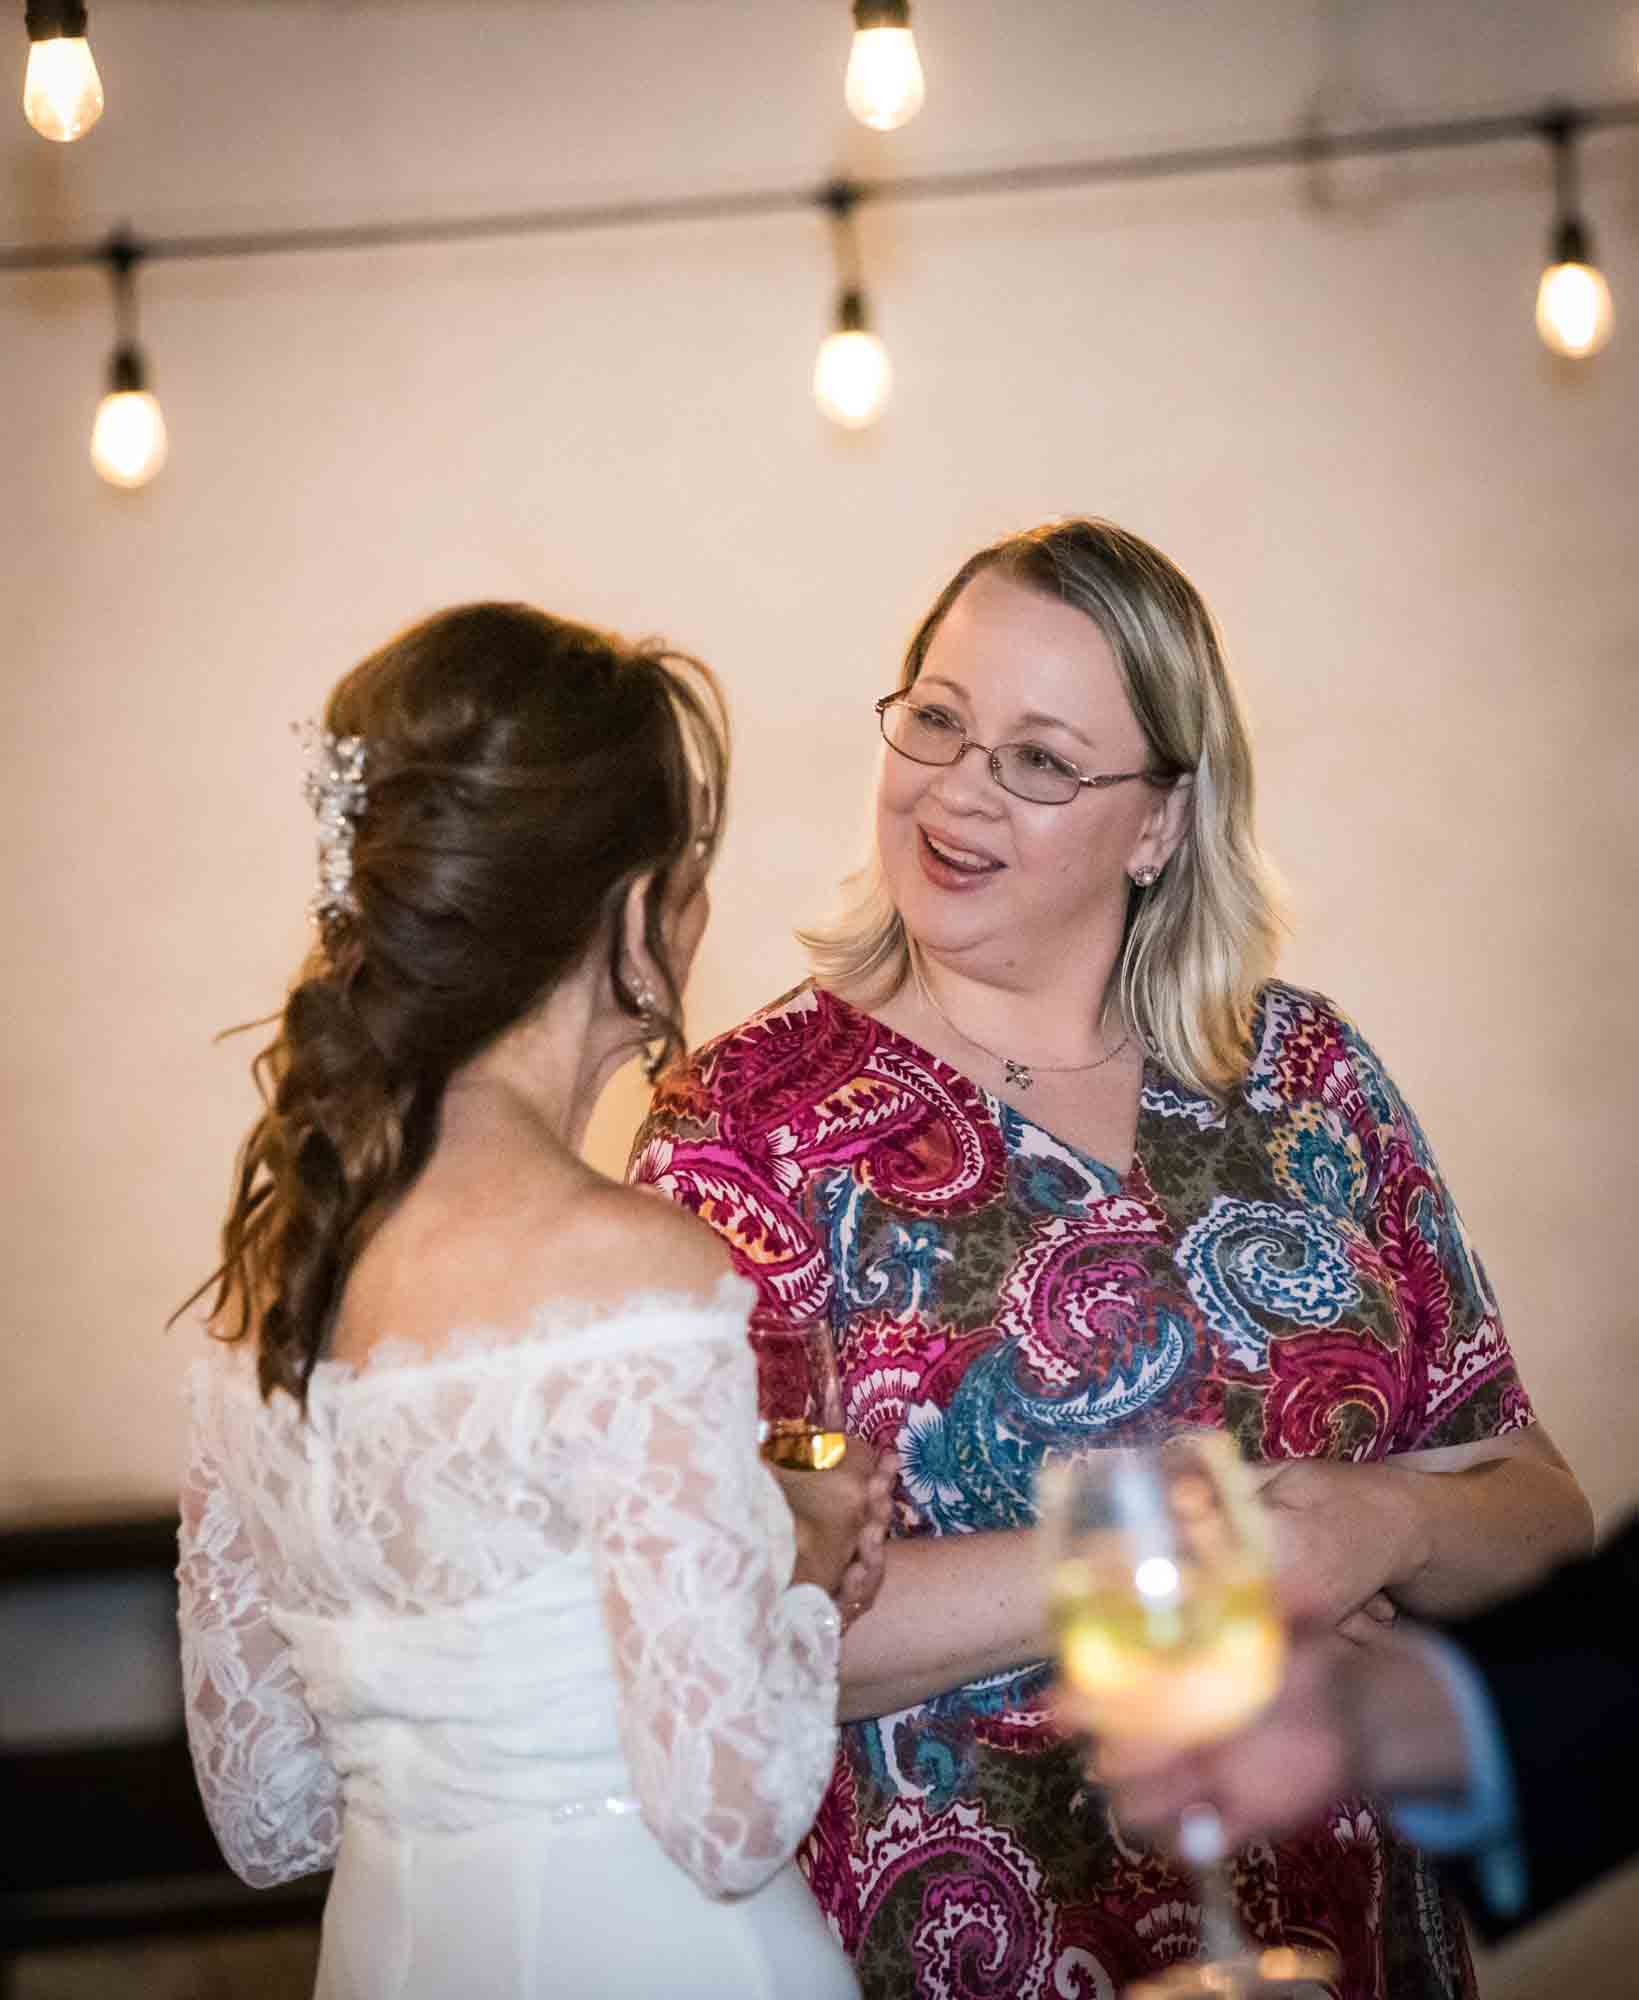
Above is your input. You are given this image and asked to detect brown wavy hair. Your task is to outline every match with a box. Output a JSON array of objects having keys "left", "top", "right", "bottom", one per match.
[{"left": 187, "top": 602, "right": 728, "bottom": 1407}]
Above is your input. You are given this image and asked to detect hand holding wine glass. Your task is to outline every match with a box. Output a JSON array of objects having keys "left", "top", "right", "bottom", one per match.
[
  {"left": 759, "top": 1319, "right": 848, "bottom": 1471},
  {"left": 1040, "top": 1433, "right": 1338, "bottom": 1998},
  {"left": 760, "top": 1320, "right": 895, "bottom": 1620}
]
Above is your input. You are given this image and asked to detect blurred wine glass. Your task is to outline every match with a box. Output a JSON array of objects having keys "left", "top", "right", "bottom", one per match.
[{"left": 1039, "top": 1433, "right": 1338, "bottom": 1998}]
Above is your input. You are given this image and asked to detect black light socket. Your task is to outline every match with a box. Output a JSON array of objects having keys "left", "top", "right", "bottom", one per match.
[
  {"left": 836, "top": 289, "right": 870, "bottom": 334},
  {"left": 25, "top": 1, "right": 89, "bottom": 41},
  {"left": 1550, "top": 216, "right": 1592, "bottom": 269},
  {"left": 107, "top": 342, "right": 147, "bottom": 395},
  {"left": 853, "top": 0, "right": 910, "bottom": 28}
]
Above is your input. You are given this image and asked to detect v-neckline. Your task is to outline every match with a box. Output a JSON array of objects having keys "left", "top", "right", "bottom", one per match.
[{"left": 813, "top": 981, "right": 1152, "bottom": 1194}]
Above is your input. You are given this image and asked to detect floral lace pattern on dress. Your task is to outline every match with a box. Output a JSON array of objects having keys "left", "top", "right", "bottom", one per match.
[{"left": 177, "top": 1280, "right": 840, "bottom": 1900}]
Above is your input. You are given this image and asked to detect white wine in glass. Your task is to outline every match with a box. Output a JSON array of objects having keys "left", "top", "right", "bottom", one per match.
[
  {"left": 1039, "top": 1434, "right": 1338, "bottom": 1999},
  {"left": 758, "top": 1320, "right": 847, "bottom": 1471}
]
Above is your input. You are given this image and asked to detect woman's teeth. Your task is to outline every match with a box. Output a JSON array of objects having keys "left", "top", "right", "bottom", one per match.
[{"left": 923, "top": 830, "right": 998, "bottom": 874}]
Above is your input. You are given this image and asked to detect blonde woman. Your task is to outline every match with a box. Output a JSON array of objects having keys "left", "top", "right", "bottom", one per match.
[{"left": 630, "top": 519, "right": 1591, "bottom": 2000}]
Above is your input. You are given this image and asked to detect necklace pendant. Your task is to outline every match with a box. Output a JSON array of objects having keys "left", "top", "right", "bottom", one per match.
[{"left": 1003, "top": 1057, "right": 1035, "bottom": 1091}]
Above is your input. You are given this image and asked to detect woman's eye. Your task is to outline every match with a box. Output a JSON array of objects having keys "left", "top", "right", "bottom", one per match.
[
  {"left": 1018, "top": 743, "right": 1076, "bottom": 776},
  {"left": 911, "top": 705, "right": 962, "bottom": 733}
]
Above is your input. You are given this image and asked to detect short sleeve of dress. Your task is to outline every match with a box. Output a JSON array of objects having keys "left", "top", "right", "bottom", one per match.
[
  {"left": 1330, "top": 1005, "right": 1534, "bottom": 1452},
  {"left": 627, "top": 1041, "right": 824, "bottom": 1339}
]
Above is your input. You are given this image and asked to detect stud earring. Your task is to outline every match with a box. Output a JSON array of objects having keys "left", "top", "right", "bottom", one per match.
[{"left": 1130, "top": 864, "right": 1160, "bottom": 888}]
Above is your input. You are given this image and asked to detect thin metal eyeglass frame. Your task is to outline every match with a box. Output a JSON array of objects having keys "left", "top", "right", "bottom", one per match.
[{"left": 875, "top": 694, "right": 1172, "bottom": 804}]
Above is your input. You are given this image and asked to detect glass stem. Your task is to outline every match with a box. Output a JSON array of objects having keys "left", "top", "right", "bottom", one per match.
[
  {"left": 1197, "top": 1857, "right": 1250, "bottom": 1964},
  {"left": 1179, "top": 1807, "right": 1249, "bottom": 1964}
]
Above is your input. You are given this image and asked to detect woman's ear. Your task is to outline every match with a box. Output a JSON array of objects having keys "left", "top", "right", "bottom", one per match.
[
  {"left": 1129, "top": 774, "right": 1193, "bottom": 879},
  {"left": 619, "top": 870, "right": 659, "bottom": 998}
]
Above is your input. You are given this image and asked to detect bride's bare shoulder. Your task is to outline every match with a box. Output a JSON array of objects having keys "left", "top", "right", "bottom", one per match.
[
  {"left": 549, "top": 1178, "right": 734, "bottom": 1306},
  {"left": 332, "top": 1145, "right": 734, "bottom": 1365}
]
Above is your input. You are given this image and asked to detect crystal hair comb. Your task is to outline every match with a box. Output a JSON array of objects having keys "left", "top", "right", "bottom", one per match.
[{"left": 293, "top": 721, "right": 368, "bottom": 928}]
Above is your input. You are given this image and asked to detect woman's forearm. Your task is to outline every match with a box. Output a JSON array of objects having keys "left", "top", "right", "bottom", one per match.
[
  {"left": 1382, "top": 1445, "right": 1594, "bottom": 1618},
  {"left": 838, "top": 1527, "right": 1050, "bottom": 1722},
  {"left": 841, "top": 1435, "right": 1593, "bottom": 1720},
  {"left": 1252, "top": 1426, "right": 1594, "bottom": 1634}
]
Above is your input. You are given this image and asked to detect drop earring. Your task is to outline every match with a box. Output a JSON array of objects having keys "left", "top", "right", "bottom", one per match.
[{"left": 632, "top": 977, "right": 666, "bottom": 1083}]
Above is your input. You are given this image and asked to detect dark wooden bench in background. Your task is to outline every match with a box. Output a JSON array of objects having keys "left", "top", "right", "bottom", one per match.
[{"left": 0, "top": 1514, "right": 328, "bottom": 1986}]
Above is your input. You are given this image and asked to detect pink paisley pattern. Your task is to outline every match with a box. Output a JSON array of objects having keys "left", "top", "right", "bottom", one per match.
[{"left": 631, "top": 981, "right": 1531, "bottom": 2000}]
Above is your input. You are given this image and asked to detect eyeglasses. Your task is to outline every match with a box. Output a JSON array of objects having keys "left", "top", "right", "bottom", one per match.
[{"left": 875, "top": 695, "right": 1173, "bottom": 806}]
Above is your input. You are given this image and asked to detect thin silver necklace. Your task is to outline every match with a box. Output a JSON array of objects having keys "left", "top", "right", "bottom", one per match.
[{"left": 909, "top": 952, "right": 1131, "bottom": 1093}]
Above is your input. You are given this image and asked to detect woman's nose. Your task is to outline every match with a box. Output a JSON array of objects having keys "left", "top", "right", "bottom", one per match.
[{"left": 927, "top": 741, "right": 1002, "bottom": 812}]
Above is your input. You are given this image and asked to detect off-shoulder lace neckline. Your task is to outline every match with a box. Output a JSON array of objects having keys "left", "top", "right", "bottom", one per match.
[{"left": 194, "top": 1272, "right": 755, "bottom": 1400}]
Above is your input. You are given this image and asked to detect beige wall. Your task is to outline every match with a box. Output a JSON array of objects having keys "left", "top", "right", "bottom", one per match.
[{"left": 3, "top": 1, "right": 1635, "bottom": 1983}]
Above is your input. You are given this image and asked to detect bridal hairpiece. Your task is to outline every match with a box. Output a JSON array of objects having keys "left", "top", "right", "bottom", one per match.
[{"left": 293, "top": 721, "right": 369, "bottom": 929}]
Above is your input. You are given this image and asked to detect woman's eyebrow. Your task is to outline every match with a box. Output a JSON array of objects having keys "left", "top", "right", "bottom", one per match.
[
  {"left": 1014, "top": 708, "right": 1093, "bottom": 748},
  {"left": 917, "top": 676, "right": 1095, "bottom": 749}
]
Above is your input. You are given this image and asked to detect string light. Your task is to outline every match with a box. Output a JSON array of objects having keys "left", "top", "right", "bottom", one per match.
[
  {"left": 845, "top": 0, "right": 925, "bottom": 134},
  {"left": 90, "top": 233, "right": 167, "bottom": 488},
  {"left": 1534, "top": 109, "right": 1614, "bottom": 358},
  {"left": 22, "top": 0, "right": 103, "bottom": 142},
  {"left": 814, "top": 183, "right": 892, "bottom": 430},
  {"left": 815, "top": 289, "right": 892, "bottom": 428},
  {"left": 0, "top": 95, "right": 1633, "bottom": 479}
]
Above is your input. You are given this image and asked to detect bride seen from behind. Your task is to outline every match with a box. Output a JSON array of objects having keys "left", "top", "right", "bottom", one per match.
[{"left": 175, "top": 603, "right": 889, "bottom": 1999}]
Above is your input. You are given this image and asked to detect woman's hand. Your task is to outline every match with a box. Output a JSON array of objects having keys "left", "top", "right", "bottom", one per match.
[
  {"left": 779, "top": 1439, "right": 897, "bottom": 1622},
  {"left": 1257, "top": 1430, "right": 1594, "bottom": 1629},
  {"left": 1256, "top": 1459, "right": 1419, "bottom": 1630}
]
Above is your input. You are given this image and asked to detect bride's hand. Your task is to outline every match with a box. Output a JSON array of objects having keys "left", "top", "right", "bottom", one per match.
[
  {"left": 780, "top": 1440, "right": 896, "bottom": 1617},
  {"left": 832, "top": 1447, "right": 897, "bottom": 1630}
]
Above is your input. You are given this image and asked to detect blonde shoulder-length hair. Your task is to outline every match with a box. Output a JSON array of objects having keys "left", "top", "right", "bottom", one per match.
[{"left": 800, "top": 517, "right": 1284, "bottom": 1102}]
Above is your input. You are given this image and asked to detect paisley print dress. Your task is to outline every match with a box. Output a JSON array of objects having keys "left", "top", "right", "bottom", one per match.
[{"left": 629, "top": 980, "right": 1530, "bottom": 2000}]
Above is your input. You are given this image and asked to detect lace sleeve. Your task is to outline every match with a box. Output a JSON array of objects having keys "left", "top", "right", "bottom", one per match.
[
  {"left": 566, "top": 1320, "right": 842, "bottom": 1900},
  {"left": 176, "top": 1366, "right": 342, "bottom": 1888}
]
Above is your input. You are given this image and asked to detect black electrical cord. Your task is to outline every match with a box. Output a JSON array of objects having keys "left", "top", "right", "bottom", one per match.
[{"left": 1, "top": 96, "right": 1634, "bottom": 276}]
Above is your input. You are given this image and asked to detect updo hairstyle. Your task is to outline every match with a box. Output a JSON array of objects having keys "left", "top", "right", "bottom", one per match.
[{"left": 197, "top": 602, "right": 728, "bottom": 1406}]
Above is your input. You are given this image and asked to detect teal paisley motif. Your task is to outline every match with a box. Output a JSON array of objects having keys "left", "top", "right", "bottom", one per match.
[
  {"left": 900, "top": 1310, "right": 1192, "bottom": 1534},
  {"left": 1269, "top": 1103, "right": 1369, "bottom": 1220},
  {"left": 1176, "top": 1195, "right": 1362, "bottom": 1372}
]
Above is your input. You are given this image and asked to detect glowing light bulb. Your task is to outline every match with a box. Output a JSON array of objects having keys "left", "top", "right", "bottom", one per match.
[
  {"left": 23, "top": 2, "right": 103, "bottom": 141},
  {"left": 91, "top": 347, "right": 167, "bottom": 488},
  {"left": 845, "top": 3, "right": 924, "bottom": 133},
  {"left": 1536, "top": 257, "right": 1614, "bottom": 359},
  {"left": 814, "top": 292, "right": 892, "bottom": 430},
  {"left": 1533, "top": 124, "right": 1614, "bottom": 360}
]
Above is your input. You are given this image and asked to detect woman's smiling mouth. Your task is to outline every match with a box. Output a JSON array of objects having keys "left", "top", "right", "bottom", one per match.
[{"left": 919, "top": 826, "right": 1004, "bottom": 886}]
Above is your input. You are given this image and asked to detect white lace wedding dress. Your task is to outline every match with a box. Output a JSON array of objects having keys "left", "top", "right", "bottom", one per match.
[{"left": 176, "top": 1275, "right": 858, "bottom": 1998}]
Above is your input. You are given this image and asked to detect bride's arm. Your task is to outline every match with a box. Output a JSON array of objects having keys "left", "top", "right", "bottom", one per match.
[
  {"left": 564, "top": 1260, "right": 851, "bottom": 1899},
  {"left": 175, "top": 1366, "right": 342, "bottom": 1888}
]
